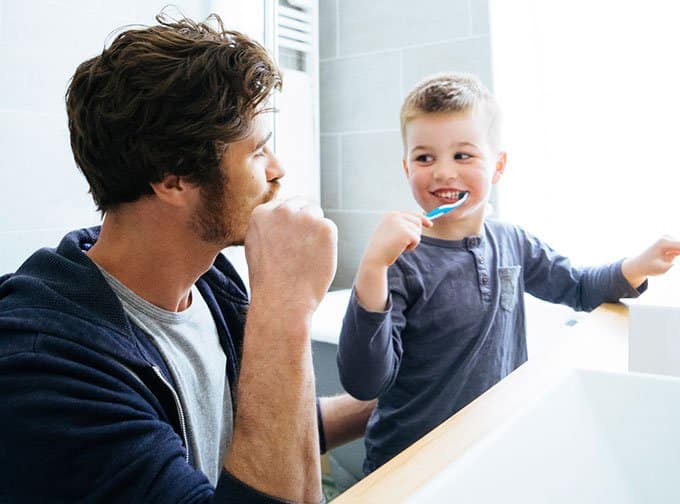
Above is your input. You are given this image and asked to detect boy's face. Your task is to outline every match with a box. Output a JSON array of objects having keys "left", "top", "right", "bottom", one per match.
[{"left": 402, "top": 109, "right": 506, "bottom": 236}]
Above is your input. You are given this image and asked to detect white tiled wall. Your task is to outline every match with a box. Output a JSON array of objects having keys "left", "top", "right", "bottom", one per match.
[
  {"left": 336, "top": 0, "right": 468, "bottom": 56},
  {"left": 0, "top": 0, "right": 209, "bottom": 274},
  {"left": 319, "top": 0, "right": 493, "bottom": 288}
]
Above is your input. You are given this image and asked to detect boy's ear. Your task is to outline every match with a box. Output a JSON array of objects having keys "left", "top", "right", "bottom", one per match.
[
  {"left": 402, "top": 158, "right": 410, "bottom": 179},
  {"left": 491, "top": 151, "right": 507, "bottom": 184},
  {"left": 149, "top": 174, "right": 194, "bottom": 207}
]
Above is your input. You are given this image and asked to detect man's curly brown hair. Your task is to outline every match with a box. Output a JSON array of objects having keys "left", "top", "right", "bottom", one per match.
[{"left": 66, "top": 11, "right": 282, "bottom": 213}]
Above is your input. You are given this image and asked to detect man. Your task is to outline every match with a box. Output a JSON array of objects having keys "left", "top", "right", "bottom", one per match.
[{"left": 0, "top": 12, "right": 372, "bottom": 504}]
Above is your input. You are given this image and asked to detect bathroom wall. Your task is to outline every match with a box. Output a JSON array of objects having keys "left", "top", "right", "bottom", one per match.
[{"left": 319, "top": 0, "right": 493, "bottom": 288}]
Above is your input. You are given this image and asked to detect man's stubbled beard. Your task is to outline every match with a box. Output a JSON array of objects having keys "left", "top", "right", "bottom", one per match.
[{"left": 191, "top": 167, "right": 280, "bottom": 247}]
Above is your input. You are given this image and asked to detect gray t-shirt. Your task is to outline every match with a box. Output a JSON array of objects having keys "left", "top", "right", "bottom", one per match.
[
  {"left": 338, "top": 219, "right": 644, "bottom": 473},
  {"left": 98, "top": 267, "right": 232, "bottom": 486}
]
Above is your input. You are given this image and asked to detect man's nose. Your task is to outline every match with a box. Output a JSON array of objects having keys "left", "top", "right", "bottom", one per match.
[{"left": 267, "top": 152, "right": 285, "bottom": 181}]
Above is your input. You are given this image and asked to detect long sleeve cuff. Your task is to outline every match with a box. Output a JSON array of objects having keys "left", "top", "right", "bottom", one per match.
[
  {"left": 317, "top": 397, "right": 327, "bottom": 454},
  {"left": 213, "top": 470, "right": 327, "bottom": 504},
  {"left": 613, "top": 259, "right": 648, "bottom": 298}
]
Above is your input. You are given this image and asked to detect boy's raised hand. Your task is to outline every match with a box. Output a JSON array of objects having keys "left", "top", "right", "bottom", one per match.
[
  {"left": 354, "top": 212, "right": 432, "bottom": 312},
  {"left": 362, "top": 211, "right": 433, "bottom": 269},
  {"left": 621, "top": 235, "right": 680, "bottom": 289}
]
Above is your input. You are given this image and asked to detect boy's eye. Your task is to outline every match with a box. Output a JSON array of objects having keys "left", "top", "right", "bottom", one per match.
[
  {"left": 454, "top": 152, "right": 472, "bottom": 160},
  {"left": 414, "top": 154, "right": 433, "bottom": 163}
]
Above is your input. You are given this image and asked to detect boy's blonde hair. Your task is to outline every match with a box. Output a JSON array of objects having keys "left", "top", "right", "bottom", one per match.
[{"left": 400, "top": 72, "right": 501, "bottom": 153}]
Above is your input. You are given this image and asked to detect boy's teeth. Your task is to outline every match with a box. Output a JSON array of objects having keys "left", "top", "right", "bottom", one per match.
[{"left": 437, "top": 191, "right": 461, "bottom": 200}]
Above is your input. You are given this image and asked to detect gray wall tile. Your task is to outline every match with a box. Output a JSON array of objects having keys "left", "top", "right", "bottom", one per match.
[
  {"left": 327, "top": 210, "right": 383, "bottom": 289},
  {"left": 402, "top": 37, "right": 494, "bottom": 93},
  {"left": 321, "top": 135, "right": 341, "bottom": 209},
  {"left": 469, "top": 0, "right": 490, "bottom": 35},
  {"left": 320, "top": 52, "right": 401, "bottom": 133},
  {"left": 319, "top": 0, "right": 337, "bottom": 59},
  {"left": 319, "top": 0, "right": 493, "bottom": 284},
  {"left": 341, "top": 131, "right": 416, "bottom": 211},
  {"left": 338, "top": 0, "right": 469, "bottom": 56}
]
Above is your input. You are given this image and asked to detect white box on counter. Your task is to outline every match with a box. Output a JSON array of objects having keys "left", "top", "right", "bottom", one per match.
[{"left": 627, "top": 270, "right": 680, "bottom": 377}]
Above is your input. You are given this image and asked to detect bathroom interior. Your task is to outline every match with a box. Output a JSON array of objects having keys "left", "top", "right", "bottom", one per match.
[{"left": 2, "top": 0, "right": 680, "bottom": 501}]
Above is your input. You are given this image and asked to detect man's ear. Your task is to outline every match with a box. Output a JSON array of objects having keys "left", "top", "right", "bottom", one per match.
[
  {"left": 149, "top": 174, "right": 193, "bottom": 207},
  {"left": 491, "top": 151, "right": 507, "bottom": 184}
]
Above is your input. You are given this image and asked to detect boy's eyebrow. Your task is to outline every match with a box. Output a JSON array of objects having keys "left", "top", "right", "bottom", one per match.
[
  {"left": 456, "top": 141, "right": 479, "bottom": 149},
  {"left": 410, "top": 141, "right": 479, "bottom": 153},
  {"left": 254, "top": 131, "right": 273, "bottom": 151}
]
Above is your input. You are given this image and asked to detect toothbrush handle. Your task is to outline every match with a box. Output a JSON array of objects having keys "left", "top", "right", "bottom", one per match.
[{"left": 425, "top": 207, "right": 450, "bottom": 220}]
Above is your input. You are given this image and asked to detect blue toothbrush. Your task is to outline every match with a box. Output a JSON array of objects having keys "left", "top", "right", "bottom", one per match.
[{"left": 424, "top": 192, "right": 469, "bottom": 220}]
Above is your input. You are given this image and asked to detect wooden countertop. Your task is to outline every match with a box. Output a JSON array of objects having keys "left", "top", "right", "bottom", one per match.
[{"left": 333, "top": 302, "right": 629, "bottom": 503}]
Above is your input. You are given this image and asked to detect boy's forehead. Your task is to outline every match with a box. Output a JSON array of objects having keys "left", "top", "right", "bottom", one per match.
[{"left": 405, "top": 110, "right": 486, "bottom": 145}]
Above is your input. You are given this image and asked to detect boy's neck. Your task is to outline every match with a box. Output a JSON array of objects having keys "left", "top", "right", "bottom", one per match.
[{"left": 422, "top": 216, "right": 485, "bottom": 241}]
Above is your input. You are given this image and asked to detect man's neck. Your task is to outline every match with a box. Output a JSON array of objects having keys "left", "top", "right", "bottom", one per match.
[{"left": 87, "top": 204, "right": 220, "bottom": 312}]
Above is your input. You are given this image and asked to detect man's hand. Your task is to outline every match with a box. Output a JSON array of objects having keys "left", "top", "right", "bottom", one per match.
[
  {"left": 621, "top": 235, "right": 680, "bottom": 289},
  {"left": 245, "top": 198, "right": 338, "bottom": 318},
  {"left": 354, "top": 211, "right": 432, "bottom": 312}
]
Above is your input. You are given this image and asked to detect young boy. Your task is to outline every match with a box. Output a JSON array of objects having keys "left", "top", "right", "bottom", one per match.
[{"left": 337, "top": 72, "right": 680, "bottom": 475}]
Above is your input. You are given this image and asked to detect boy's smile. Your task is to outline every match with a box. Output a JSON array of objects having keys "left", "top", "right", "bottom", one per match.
[
  {"left": 431, "top": 189, "right": 467, "bottom": 204},
  {"left": 402, "top": 110, "right": 506, "bottom": 240}
]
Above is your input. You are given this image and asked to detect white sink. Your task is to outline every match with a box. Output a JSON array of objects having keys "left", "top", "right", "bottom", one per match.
[{"left": 407, "top": 369, "right": 680, "bottom": 503}]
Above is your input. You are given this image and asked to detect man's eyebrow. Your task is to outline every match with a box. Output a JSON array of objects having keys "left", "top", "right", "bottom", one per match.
[{"left": 255, "top": 132, "right": 273, "bottom": 151}]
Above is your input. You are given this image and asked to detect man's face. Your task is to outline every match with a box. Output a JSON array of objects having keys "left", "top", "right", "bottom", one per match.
[{"left": 190, "top": 114, "right": 284, "bottom": 247}]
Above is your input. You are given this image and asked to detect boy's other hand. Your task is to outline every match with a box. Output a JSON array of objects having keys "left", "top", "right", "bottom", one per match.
[
  {"left": 621, "top": 236, "right": 680, "bottom": 289},
  {"left": 362, "top": 211, "right": 433, "bottom": 269}
]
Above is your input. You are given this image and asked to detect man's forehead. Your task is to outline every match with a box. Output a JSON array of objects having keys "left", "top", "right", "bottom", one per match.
[{"left": 252, "top": 112, "right": 274, "bottom": 136}]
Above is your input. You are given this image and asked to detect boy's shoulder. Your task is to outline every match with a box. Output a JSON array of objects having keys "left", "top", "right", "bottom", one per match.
[
  {"left": 484, "top": 218, "right": 524, "bottom": 237},
  {"left": 484, "top": 219, "right": 540, "bottom": 252}
]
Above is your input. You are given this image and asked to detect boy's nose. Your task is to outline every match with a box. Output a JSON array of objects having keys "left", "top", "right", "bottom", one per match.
[{"left": 432, "top": 161, "right": 459, "bottom": 181}]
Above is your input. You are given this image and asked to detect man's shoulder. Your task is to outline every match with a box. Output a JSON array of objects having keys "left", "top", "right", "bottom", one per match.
[{"left": 0, "top": 226, "right": 141, "bottom": 359}]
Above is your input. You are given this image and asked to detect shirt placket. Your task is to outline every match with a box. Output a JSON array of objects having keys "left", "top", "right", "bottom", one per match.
[{"left": 466, "top": 236, "right": 492, "bottom": 302}]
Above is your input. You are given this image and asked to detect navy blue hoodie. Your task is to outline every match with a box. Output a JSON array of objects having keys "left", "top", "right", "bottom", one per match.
[{"left": 0, "top": 227, "right": 303, "bottom": 503}]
